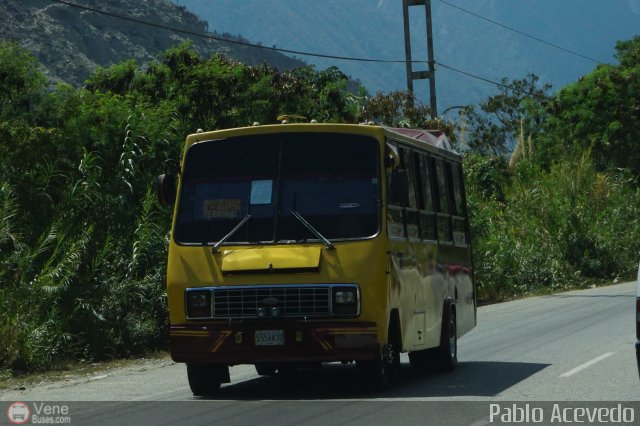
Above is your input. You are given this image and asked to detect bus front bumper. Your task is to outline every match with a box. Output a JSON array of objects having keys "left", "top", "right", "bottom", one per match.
[{"left": 169, "top": 321, "right": 378, "bottom": 365}]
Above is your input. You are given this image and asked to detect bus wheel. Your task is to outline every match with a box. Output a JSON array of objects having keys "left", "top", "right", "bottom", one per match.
[
  {"left": 255, "top": 363, "right": 277, "bottom": 376},
  {"left": 187, "top": 363, "right": 228, "bottom": 396},
  {"left": 436, "top": 304, "right": 457, "bottom": 372},
  {"left": 360, "top": 342, "right": 398, "bottom": 387}
]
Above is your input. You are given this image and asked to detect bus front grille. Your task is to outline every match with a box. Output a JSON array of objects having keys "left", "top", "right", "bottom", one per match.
[{"left": 212, "top": 286, "right": 331, "bottom": 318}]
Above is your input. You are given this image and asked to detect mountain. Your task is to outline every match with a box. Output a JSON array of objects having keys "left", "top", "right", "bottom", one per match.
[
  {"left": 5, "top": 0, "right": 638, "bottom": 112},
  {"left": 0, "top": 0, "right": 306, "bottom": 86},
  {"left": 179, "top": 0, "right": 640, "bottom": 113}
]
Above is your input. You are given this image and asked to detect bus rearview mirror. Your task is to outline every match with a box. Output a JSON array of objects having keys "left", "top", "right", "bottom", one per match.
[{"left": 155, "top": 173, "right": 177, "bottom": 207}]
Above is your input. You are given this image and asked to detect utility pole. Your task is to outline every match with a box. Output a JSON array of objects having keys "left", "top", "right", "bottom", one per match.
[{"left": 402, "top": 0, "right": 438, "bottom": 116}]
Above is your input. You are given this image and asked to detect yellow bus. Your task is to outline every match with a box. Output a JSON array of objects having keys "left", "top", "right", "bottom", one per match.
[{"left": 156, "top": 123, "right": 476, "bottom": 395}]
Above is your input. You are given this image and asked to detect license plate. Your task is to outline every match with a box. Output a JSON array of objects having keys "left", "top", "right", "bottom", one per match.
[{"left": 255, "top": 330, "right": 284, "bottom": 346}]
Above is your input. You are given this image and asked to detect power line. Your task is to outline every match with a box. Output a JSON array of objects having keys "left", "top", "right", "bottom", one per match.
[
  {"left": 436, "top": 0, "right": 605, "bottom": 65},
  {"left": 438, "top": 62, "right": 599, "bottom": 115},
  {"left": 48, "top": 0, "right": 413, "bottom": 64},
  {"left": 47, "top": 0, "right": 569, "bottom": 108},
  {"left": 438, "top": 63, "right": 552, "bottom": 100}
]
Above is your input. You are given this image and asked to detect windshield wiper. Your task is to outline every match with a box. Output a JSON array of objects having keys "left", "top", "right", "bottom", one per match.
[
  {"left": 211, "top": 214, "right": 251, "bottom": 253},
  {"left": 289, "top": 209, "right": 334, "bottom": 250}
]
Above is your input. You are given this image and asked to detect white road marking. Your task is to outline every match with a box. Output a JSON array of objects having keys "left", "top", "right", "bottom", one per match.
[{"left": 560, "top": 352, "right": 614, "bottom": 377}]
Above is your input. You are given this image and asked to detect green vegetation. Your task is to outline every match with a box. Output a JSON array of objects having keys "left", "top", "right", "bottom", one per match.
[
  {"left": 0, "top": 41, "right": 364, "bottom": 373},
  {"left": 466, "top": 153, "right": 640, "bottom": 301},
  {"left": 464, "top": 35, "right": 640, "bottom": 300},
  {"left": 1, "top": 36, "right": 639, "bottom": 373}
]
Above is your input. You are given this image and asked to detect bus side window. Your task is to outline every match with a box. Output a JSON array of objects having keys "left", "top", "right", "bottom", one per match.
[
  {"left": 399, "top": 147, "right": 418, "bottom": 209},
  {"left": 387, "top": 205, "right": 406, "bottom": 239},
  {"left": 451, "top": 163, "right": 468, "bottom": 246},
  {"left": 433, "top": 158, "right": 452, "bottom": 244},
  {"left": 400, "top": 147, "right": 420, "bottom": 241},
  {"left": 387, "top": 144, "right": 408, "bottom": 239},
  {"left": 416, "top": 152, "right": 437, "bottom": 241}
]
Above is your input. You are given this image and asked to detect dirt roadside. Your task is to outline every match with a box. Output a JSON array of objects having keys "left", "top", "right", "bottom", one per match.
[{"left": 0, "top": 351, "right": 174, "bottom": 396}]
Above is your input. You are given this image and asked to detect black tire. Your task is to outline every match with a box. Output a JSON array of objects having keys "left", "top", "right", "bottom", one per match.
[
  {"left": 436, "top": 304, "right": 457, "bottom": 372},
  {"left": 359, "top": 340, "right": 400, "bottom": 388},
  {"left": 255, "top": 363, "right": 277, "bottom": 376},
  {"left": 187, "top": 364, "right": 226, "bottom": 396}
]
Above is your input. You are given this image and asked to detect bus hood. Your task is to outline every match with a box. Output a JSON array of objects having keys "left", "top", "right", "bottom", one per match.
[{"left": 221, "top": 246, "right": 322, "bottom": 273}]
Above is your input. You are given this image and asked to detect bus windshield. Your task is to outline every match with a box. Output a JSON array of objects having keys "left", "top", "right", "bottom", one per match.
[{"left": 174, "top": 132, "right": 381, "bottom": 245}]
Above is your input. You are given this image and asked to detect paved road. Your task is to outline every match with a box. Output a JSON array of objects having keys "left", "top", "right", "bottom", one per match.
[{"left": 2, "top": 281, "right": 638, "bottom": 425}]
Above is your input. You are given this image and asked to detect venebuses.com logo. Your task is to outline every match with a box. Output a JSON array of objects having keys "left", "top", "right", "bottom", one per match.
[
  {"left": 5, "top": 402, "right": 71, "bottom": 424},
  {"left": 6, "top": 402, "right": 31, "bottom": 425}
]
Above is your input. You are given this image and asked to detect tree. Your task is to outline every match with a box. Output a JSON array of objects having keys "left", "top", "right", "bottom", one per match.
[
  {"left": 360, "top": 91, "right": 455, "bottom": 141},
  {"left": 465, "top": 74, "right": 551, "bottom": 156},
  {"left": 537, "top": 36, "right": 640, "bottom": 174},
  {"left": 85, "top": 60, "right": 138, "bottom": 95},
  {"left": 0, "top": 43, "right": 366, "bottom": 371},
  {"left": 0, "top": 41, "right": 46, "bottom": 119}
]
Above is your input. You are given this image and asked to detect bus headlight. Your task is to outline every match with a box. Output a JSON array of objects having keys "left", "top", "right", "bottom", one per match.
[
  {"left": 186, "top": 290, "right": 211, "bottom": 319},
  {"left": 335, "top": 290, "right": 356, "bottom": 304},
  {"left": 333, "top": 287, "right": 359, "bottom": 316}
]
